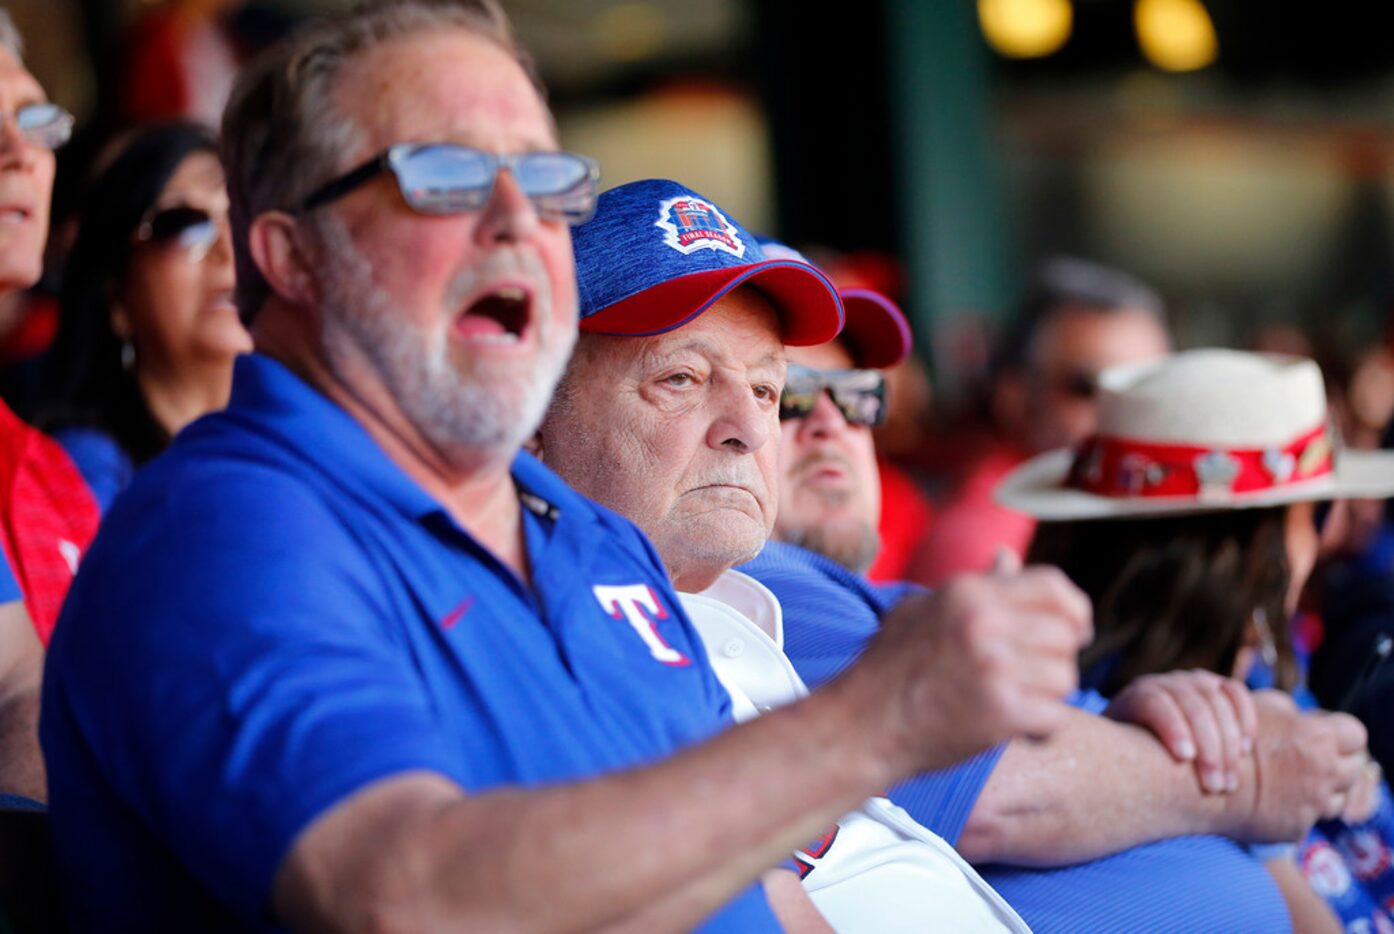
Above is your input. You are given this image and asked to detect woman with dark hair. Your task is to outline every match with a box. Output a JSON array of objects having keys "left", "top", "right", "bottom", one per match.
[
  {"left": 1001, "top": 349, "right": 1394, "bottom": 933},
  {"left": 40, "top": 121, "right": 250, "bottom": 510}
]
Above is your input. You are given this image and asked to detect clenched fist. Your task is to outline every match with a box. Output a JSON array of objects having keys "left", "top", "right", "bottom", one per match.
[
  {"left": 843, "top": 563, "right": 1093, "bottom": 777},
  {"left": 1232, "top": 691, "right": 1369, "bottom": 844}
]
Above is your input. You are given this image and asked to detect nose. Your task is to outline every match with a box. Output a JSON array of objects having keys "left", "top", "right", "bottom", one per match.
[
  {"left": 794, "top": 390, "right": 850, "bottom": 441},
  {"left": 207, "top": 214, "right": 235, "bottom": 266},
  {"left": 0, "top": 115, "right": 36, "bottom": 170},
  {"left": 708, "top": 380, "right": 774, "bottom": 455},
  {"left": 473, "top": 166, "right": 540, "bottom": 245}
]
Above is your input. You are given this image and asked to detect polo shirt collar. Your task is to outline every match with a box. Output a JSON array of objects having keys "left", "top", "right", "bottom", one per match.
[{"left": 224, "top": 354, "right": 574, "bottom": 527}]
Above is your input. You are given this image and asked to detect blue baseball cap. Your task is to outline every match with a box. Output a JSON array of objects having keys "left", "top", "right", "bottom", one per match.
[
  {"left": 572, "top": 179, "right": 844, "bottom": 345},
  {"left": 759, "top": 239, "right": 912, "bottom": 369}
]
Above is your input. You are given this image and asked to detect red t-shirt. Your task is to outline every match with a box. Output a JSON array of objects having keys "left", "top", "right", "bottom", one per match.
[
  {"left": 907, "top": 443, "right": 1036, "bottom": 589},
  {"left": 0, "top": 400, "right": 99, "bottom": 643},
  {"left": 867, "top": 457, "right": 934, "bottom": 583}
]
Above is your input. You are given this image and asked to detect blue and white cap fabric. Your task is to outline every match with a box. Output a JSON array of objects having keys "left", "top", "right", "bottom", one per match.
[{"left": 572, "top": 179, "right": 844, "bottom": 345}]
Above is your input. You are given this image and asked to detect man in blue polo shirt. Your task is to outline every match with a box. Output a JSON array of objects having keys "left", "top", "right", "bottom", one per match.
[
  {"left": 40, "top": 2, "right": 1092, "bottom": 930},
  {"left": 544, "top": 209, "right": 1372, "bottom": 933}
]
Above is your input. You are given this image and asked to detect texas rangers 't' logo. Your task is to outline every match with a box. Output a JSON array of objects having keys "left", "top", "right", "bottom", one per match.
[
  {"left": 593, "top": 584, "right": 691, "bottom": 667},
  {"left": 655, "top": 196, "right": 745, "bottom": 258}
]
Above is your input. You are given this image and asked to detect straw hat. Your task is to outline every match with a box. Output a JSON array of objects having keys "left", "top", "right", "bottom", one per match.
[{"left": 996, "top": 349, "right": 1394, "bottom": 520}]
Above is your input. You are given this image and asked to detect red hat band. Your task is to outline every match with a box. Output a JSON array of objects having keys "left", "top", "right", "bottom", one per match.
[{"left": 1068, "top": 421, "right": 1334, "bottom": 501}]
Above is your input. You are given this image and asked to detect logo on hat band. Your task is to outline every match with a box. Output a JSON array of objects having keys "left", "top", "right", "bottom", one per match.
[
  {"left": 1068, "top": 421, "right": 1334, "bottom": 501},
  {"left": 655, "top": 196, "right": 746, "bottom": 258}
]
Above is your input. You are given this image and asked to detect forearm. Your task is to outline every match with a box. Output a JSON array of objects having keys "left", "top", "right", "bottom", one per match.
[
  {"left": 958, "top": 707, "right": 1247, "bottom": 865},
  {"left": 1265, "top": 857, "right": 1342, "bottom": 934},
  {"left": 0, "top": 602, "right": 45, "bottom": 802},
  {"left": 280, "top": 677, "right": 895, "bottom": 932}
]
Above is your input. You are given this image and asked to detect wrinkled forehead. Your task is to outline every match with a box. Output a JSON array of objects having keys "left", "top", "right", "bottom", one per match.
[
  {"left": 1031, "top": 304, "right": 1170, "bottom": 372},
  {"left": 786, "top": 339, "right": 855, "bottom": 372},
  {"left": 0, "top": 48, "right": 44, "bottom": 103},
  {"left": 333, "top": 29, "right": 556, "bottom": 158},
  {"left": 648, "top": 289, "right": 786, "bottom": 366}
]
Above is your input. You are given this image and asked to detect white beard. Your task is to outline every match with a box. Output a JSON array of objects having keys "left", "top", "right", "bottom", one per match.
[{"left": 315, "top": 214, "right": 576, "bottom": 460}]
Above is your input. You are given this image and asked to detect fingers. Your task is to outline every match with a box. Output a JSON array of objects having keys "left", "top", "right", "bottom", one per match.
[
  {"left": 1322, "top": 711, "right": 1370, "bottom": 757},
  {"left": 1217, "top": 677, "right": 1258, "bottom": 754},
  {"left": 989, "top": 566, "right": 1094, "bottom": 645},
  {"left": 990, "top": 547, "right": 1023, "bottom": 576},
  {"left": 1111, "top": 680, "right": 1197, "bottom": 761},
  {"left": 1186, "top": 673, "right": 1247, "bottom": 793},
  {"left": 1107, "top": 671, "right": 1257, "bottom": 793},
  {"left": 1323, "top": 791, "right": 1349, "bottom": 821}
]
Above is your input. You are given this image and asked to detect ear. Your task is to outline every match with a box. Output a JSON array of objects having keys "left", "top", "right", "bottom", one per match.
[{"left": 248, "top": 211, "right": 321, "bottom": 308}]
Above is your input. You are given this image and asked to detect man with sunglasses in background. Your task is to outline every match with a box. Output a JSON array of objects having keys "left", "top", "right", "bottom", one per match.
[
  {"left": 41, "top": 2, "right": 1093, "bottom": 930},
  {"left": 0, "top": 8, "right": 95, "bottom": 805},
  {"left": 745, "top": 257, "right": 1371, "bottom": 931},
  {"left": 908, "top": 256, "right": 1171, "bottom": 588}
]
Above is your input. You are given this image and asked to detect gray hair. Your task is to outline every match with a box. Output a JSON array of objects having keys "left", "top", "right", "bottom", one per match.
[
  {"left": 220, "top": 0, "right": 544, "bottom": 322},
  {"left": 0, "top": 9, "right": 24, "bottom": 62},
  {"left": 995, "top": 255, "right": 1169, "bottom": 373}
]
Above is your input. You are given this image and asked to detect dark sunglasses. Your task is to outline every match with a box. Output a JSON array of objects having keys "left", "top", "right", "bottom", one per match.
[
  {"left": 134, "top": 206, "right": 222, "bottom": 262},
  {"left": 299, "top": 142, "right": 600, "bottom": 224},
  {"left": 1044, "top": 369, "right": 1099, "bottom": 400},
  {"left": 780, "top": 364, "right": 887, "bottom": 428}
]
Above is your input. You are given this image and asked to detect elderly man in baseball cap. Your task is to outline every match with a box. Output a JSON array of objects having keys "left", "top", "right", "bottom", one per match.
[
  {"left": 540, "top": 178, "right": 1101, "bottom": 931},
  {"left": 547, "top": 204, "right": 1370, "bottom": 932}
]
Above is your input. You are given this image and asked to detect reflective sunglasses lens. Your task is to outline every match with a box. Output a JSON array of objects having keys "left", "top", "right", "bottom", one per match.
[
  {"left": 802, "top": 369, "right": 887, "bottom": 428},
  {"left": 779, "top": 389, "right": 820, "bottom": 421},
  {"left": 517, "top": 153, "right": 598, "bottom": 224},
  {"left": 15, "top": 103, "right": 72, "bottom": 148},
  {"left": 396, "top": 145, "right": 494, "bottom": 213},
  {"left": 780, "top": 366, "right": 828, "bottom": 421},
  {"left": 1056, "top": 371, "right": 1097, "bottom": 399},
  {"left": 515, "top": 152, "right": 589, "bottom": 195},
  {"left": 831, "top": 386, "right": 886, "bottom": 427}
]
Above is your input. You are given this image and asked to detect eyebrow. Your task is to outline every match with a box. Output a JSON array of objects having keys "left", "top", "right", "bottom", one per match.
[{"left": 642, "top": 339, "right": 785, "bottom": 372}]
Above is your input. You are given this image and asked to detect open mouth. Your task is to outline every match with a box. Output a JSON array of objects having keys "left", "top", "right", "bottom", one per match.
[
  {"left": 0, "top": 207, "right": 31, "bottom": 225},
  {"left": 454, "top": 285, "right": 532, "bottom": 346}
]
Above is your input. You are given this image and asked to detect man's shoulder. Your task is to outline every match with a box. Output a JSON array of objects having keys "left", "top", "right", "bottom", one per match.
[
  {"left": 515, "top": 450, "right": 671, "bottom": 570},
  {"left": 741, "top": 542, "right": 918, "bottom": 617}
]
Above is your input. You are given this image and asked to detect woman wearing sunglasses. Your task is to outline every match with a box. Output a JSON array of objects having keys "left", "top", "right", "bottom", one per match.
[
  {"left": 999, "top": 349, "right": 1394, "bottom": 933},
  {"left": 40, "top": 122, "right": 251, "bottom": 511}
]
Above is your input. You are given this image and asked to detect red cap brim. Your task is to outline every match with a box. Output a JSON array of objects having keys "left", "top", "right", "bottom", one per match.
[
  {"left": 840, "top": 288, "right": 912, "bottom": 369},
  {"left": 579, "top": 259, "right": 844, "bottom": 346}
]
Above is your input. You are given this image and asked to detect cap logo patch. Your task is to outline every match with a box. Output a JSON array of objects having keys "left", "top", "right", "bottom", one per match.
[{"left": 655, "top": 196, "right": 745, "bottom": 258}]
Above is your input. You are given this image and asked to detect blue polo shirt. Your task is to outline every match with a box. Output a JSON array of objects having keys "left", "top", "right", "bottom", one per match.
[
  {"left": 41, "top": 354, "right": 779, "bottom": 932},
  {"left": 740, "top": 540, "right": 1292, "bottom": 933}
]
